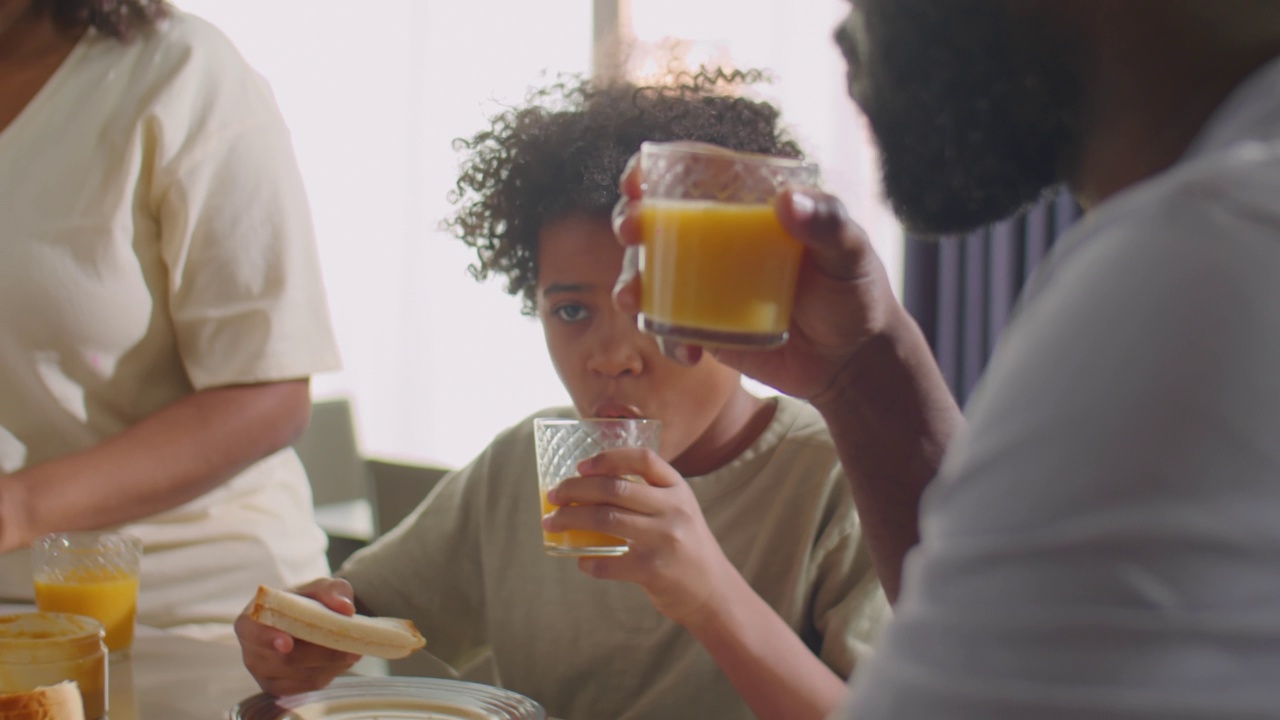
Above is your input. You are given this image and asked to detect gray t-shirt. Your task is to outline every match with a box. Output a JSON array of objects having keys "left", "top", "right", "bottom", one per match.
[
  {"left": 845, "top": 56, "right": 1280, "bottom": 719},
  {"left": 342, "top": 396, "right": 888, "bottom": 720}
]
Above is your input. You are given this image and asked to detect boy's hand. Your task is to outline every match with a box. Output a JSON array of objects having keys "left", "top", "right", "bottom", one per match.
[
  {"left": 234, "top": 577, "right": 363, "bottom": 696},
  {"left": 542, "top": 447, "right": 737, "bottom": 628}
]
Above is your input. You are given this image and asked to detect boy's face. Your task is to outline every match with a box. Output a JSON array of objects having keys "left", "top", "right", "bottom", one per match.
[{"left": 536, "top": 212, "right": 745, "bottom": 462}]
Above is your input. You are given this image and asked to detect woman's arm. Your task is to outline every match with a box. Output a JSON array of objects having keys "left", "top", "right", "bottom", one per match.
[{"left": 0, "top": 379, "right": 312, "bottom": 551}]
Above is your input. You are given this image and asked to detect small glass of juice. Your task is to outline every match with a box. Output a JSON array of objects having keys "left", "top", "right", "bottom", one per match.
[
  {"left": 533, "top": 417, "right": 662, "bottom": 557},
  {"left": 637, "top": 141, "right": 819, "bottom": 349},
  {"left": 31, "top": 531, "right": 142, "bottom": 657}
]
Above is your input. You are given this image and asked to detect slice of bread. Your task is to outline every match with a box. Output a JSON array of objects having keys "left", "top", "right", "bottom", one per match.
[
  {"left": 0, "top": 681, "right": 86, "bottom": 720},
  {"left": 248, "top": 585, "right": 426, "bottom": 660}
]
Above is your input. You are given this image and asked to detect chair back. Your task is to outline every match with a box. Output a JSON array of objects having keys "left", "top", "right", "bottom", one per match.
[{"left": 294, "top": 397, "right": 371, "bottom": 507}]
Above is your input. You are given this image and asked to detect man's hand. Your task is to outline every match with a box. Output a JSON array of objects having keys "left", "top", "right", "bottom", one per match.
[
  {"left": 613, "top": 149, "right": 962, "bottom": 601},
  {"left": 612, "top": 150, "right": 901, "bottom": 406}
]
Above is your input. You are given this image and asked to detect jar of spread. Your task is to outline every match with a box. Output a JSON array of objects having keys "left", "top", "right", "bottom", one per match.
[{"left": 0, "top": 612, "right": 107, "bottom": 719}]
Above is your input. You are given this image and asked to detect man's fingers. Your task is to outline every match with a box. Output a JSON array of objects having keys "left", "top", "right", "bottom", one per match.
[
  {"left": 612, "top": 245, "right": 642, "bottom": 317},
  {"left": 613, "top": 273, "right": 642, "bottom": 316},
  {"left": 619, "top": 152, "right": 643, "bottom": 200},
  {"left": 611, "top": 196, "right": 644, "bottom": 247},
  {"left": 775, "top": 188, "right": 875, "bottom": 282},
  {"left": 655, "top": 336, "right": 703, "bottom": 367}
]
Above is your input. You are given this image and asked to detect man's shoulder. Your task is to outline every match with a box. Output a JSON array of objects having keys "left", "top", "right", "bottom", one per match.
[
  {"left": 1089, "top": 137, "right": 1280, "bottom": 250},
  {"left": 1027, "top": 144, "right": 1280, "bottom": 313}
]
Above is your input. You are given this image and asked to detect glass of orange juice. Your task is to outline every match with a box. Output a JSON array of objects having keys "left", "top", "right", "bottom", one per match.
[
  {"left": 533, "top": 417, "right": 662, "bottom": 557},
  {"left": 638, "top": 141, "right": 819, "bottom": 349},
  {"left": 31, "top": 531, "right": 142, "bottom": 657}
]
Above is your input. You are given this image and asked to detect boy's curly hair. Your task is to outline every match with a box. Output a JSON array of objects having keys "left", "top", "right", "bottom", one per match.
[
  {"left": 39, "top": 0, "right": 170, "bottom": 40},
  {"left": 446, "top": 69, "right": 804, "bottom": 315}
]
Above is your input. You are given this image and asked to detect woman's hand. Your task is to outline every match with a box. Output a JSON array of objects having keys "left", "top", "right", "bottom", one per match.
[
  {"left": 234, "top": 578, "right": 362, "bottom": 696},
  {"left": 612, "top": 150, "right": 902, "bottom": 407},
  {"left": 542, "top": 447, "right": 737, "bottom": 629},
  {"left": 0, "top": 475, "right": 33, "bottom": 553}
]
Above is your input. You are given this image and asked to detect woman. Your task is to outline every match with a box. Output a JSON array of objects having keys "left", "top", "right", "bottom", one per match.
[
  {"left": 236, "top": 72, "right": 889, "bottom": 720},
  {"left": 0, "top": 0, "right": 341, "bottom": 636}
]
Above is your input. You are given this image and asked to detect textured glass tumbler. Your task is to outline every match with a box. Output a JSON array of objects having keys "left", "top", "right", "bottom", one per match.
[
  {"left": 638, "top": 141, "right": 819, "bottom": 349},
  {"left": 534, "top": 418, "right": 662, "bottom": 557},
  {"left": 32, "top": 531, "right": 142, "bottom": 656}
]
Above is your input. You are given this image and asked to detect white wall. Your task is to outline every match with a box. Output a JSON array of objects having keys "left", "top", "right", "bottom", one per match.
[
  {"left": 176, "top": 0, "right": 899, "bottom": 469},
  {"left": 178, "top": 0, "right": 586, "bottom": 467}
]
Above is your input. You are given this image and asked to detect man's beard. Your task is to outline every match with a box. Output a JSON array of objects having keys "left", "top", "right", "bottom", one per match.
[{"left": 838, "top": 0, "right": 1087, "bottom": 236}]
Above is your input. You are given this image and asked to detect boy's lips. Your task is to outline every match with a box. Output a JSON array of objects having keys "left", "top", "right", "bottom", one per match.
[{"left": 590, "top": 403, "right": 644, "bottom": 419}]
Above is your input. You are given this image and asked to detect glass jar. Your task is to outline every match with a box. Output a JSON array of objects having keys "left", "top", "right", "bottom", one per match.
[{"left": 0, "top": 612, "right": 108, "bottom": 719}]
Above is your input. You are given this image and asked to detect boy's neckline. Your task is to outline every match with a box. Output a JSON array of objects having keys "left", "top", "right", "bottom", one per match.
[{"left": 672, "top": 393, "right": 779, "bottom": 478}]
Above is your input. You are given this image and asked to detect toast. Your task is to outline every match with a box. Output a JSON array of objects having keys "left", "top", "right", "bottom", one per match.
[
  {"left": 248, "top": 585, "right": 426, "bottom": 660},
  {"left": 0, "top": 681, "right": 86, "bottom": 720}
]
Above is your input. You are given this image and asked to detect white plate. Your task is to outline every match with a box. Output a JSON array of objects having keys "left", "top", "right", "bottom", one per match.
[{"left": 228, "top": 677, "right": 545, "bottom": 720}]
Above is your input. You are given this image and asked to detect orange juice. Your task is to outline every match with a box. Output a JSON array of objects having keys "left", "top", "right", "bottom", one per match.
[
  {"left": 640, "top": 199, "right": 803, "bottom": 347},
  {"left": 35, "top": 570, "right": 139, "bottom": 653},
  {"left": 540, "top": 488, "right": 628, "bottom": 556}
]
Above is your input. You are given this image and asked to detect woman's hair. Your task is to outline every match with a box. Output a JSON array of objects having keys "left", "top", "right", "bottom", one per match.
[
  {"left": 446, "top": 69, "right": 804, "bottom": 315},
  {"left": 38, "top": 0, "right": 170, "bottom": 40}
]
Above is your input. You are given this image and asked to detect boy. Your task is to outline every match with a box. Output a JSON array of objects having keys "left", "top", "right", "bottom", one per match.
[{"left": 236, "top": 71, "right": 888, "bottom": 720}]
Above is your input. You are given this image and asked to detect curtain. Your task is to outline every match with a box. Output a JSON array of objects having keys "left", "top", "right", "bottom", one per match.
[{"left": 904, "top": 189, "right": 1082, "bottom": 405}]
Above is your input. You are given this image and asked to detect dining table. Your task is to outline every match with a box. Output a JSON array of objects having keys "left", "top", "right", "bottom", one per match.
[
  {"left": 108, "top": 626, "right": 264, "bottom": 719},
  {"left": 0, "top": 604, "right": 551, "bottom": 719}
]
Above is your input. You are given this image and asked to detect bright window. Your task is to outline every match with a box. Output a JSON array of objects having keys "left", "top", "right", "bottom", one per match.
[
  {"left": 177, "top": 0, "right": 585, "bottom": 467},
  {"left": 175, "top": 1, "right": 899, "bottom": 469}
]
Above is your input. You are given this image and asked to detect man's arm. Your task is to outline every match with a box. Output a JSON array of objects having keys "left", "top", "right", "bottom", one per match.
[
  {"left": 810, "top": 302, "right": 963, "bottom": 602},
  {"left": 614, "top": 179, "right": 963, "bottom": 601}
]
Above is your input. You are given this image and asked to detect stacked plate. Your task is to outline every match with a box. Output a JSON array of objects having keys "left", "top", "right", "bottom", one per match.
[{"left": 228, "top": 677, "right": 545, "bottom": 720}]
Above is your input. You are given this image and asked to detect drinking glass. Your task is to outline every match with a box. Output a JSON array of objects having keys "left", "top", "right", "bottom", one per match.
[
  {"left": 32, "top": 531, "right": 142, "bottom": 656},
  {"left": 638, "top": 141, "right": 819, "bottom": 348},
  {"left": 533, "top": 418, "right": 661, "bottom": 557}
]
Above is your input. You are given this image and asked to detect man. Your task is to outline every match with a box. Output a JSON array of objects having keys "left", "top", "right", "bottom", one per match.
[{"left": 614, "top": 1, "right": 1280, "bottom": 716}]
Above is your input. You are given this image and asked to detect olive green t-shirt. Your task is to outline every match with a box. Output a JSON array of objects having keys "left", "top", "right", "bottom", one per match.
[{"left": 341, "top": 396, "right": 888, "bottom": 720}]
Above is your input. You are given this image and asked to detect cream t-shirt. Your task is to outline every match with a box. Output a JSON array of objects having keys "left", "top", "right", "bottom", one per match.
[
  {"left": 0, "top": 11, "right": 340, "bottom": 632},
  {"left": 342, "top": 396, "right": 890, "bottom": 720}
]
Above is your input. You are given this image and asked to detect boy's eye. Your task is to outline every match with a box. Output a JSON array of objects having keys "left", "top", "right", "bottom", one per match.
[{"left": 553, "top": 304, "right": 590, "bottom": 323}]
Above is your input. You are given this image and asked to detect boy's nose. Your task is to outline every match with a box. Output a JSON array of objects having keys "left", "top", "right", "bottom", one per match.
[{"left": 587, "top": 321, "right": 645, "bottom": 378}]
